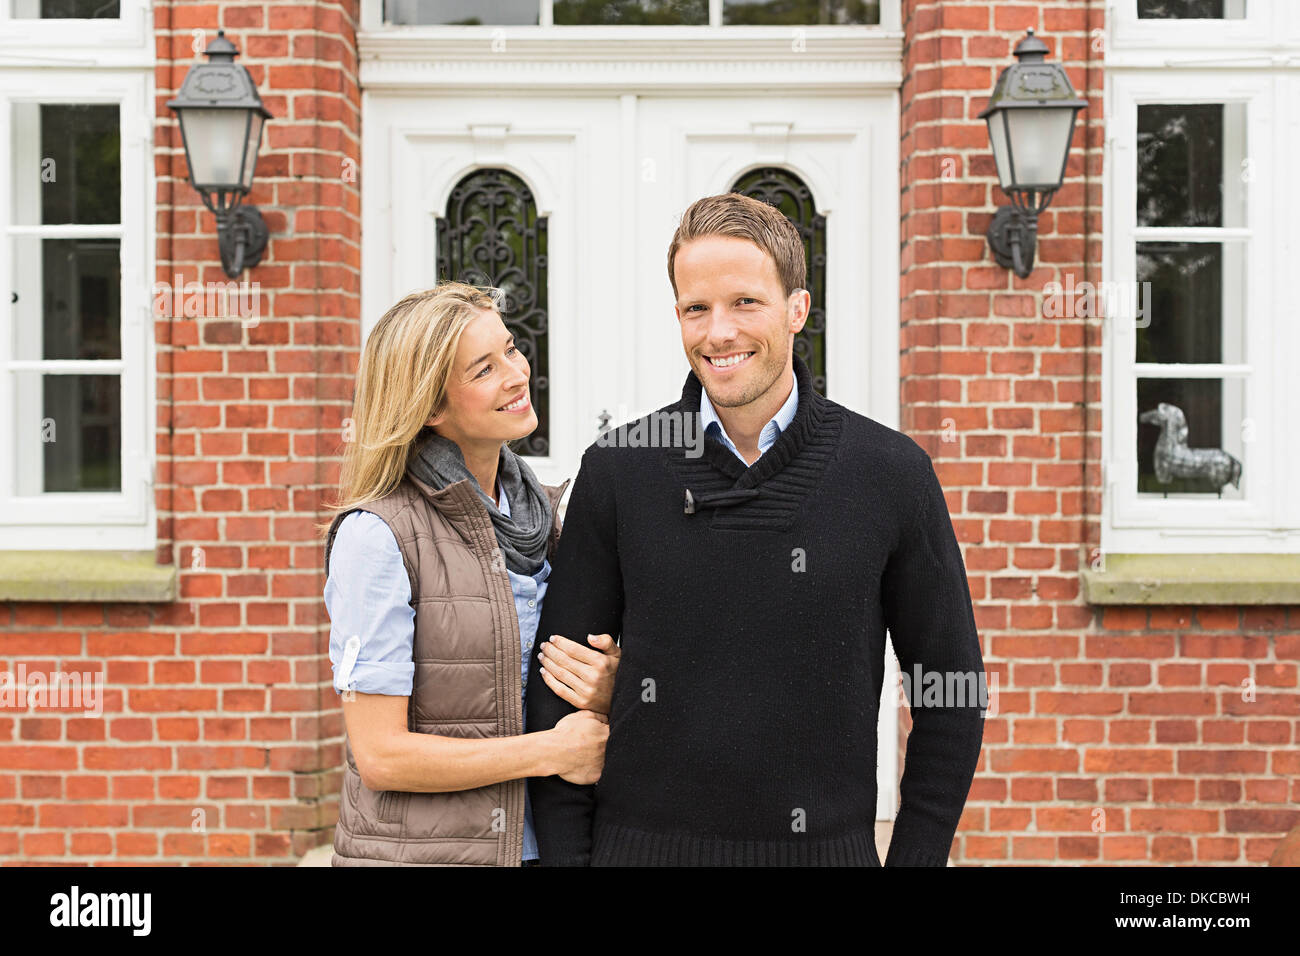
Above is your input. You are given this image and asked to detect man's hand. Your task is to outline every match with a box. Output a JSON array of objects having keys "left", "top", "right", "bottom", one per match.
[{"left": 538, "top": 633, "right": 621, "bottom": 715}]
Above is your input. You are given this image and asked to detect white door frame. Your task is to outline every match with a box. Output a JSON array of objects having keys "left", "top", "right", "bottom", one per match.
[{"left": 359, "top": 24, "right": 904, "bottom": 823}]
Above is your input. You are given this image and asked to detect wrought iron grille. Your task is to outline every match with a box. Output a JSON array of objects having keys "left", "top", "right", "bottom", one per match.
[
  {"left": 731, "top": 167, "right": 828, "bottom": 396},
  {"left": 437, "top": 168, "right": 550, "bottom": 457}
]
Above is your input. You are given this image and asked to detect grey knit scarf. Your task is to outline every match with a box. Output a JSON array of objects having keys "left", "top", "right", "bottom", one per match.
[{"left": 407, "top": 431, "right": 551, "bottom": 576}]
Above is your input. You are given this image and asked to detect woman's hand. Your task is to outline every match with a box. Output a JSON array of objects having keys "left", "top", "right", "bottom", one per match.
[
  {"left": 537, "top": 633, "right": 621, "bottom": 715},
  {"left": 549, "top": 710, "right": 609, "bottom": 785}
]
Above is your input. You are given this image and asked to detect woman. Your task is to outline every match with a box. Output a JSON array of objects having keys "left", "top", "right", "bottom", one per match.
[{"left": 322, "top": 282, "right": 620, "bottom": 866}]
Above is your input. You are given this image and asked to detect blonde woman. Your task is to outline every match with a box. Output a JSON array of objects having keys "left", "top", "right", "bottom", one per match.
[{"left": 323, "top": 282, "right": 619, "bottom": 866}]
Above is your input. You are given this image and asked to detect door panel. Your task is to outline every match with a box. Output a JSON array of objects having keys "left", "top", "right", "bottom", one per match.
[
  {"left": 630, "top": 93, "right": 898, "bottom": 430},
  {"left": 366, "top": 93, "right": 625, "bottom": 487}
]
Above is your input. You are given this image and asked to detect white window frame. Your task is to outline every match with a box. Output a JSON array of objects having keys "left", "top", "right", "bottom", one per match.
[
  {"left": 1103, "top": 1, "right": 1300, "bottom": 554},
  {"left": 1110, "top": 0, "right": 1260, "bottom": 53},
  {"left": 0, "top": 0, "right": 152, "bottom": 57},
  {"left": 0, "top": 2, "right": 155, "bottom": 550}
]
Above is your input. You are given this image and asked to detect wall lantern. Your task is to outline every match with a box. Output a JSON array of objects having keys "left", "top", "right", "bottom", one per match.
[
  {"left": 167, "top": 31, "right": 272, "bottom": 279},
  {"left": 978, "top": 29, "right": 1087, "bottom": 279}
]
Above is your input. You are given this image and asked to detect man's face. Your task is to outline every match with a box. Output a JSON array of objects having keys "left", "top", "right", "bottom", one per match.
[{"left": 673, "top": 235, "right": 807, "bottom": 409}]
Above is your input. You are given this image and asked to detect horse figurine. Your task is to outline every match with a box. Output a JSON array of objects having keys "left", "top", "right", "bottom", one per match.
[{"left": 1138, "top": 402, "right": 1242, "bottom": 494}]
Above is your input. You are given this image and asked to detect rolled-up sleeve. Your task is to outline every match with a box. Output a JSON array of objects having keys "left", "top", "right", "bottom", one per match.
[{"left": 324, "top": 511, "right": 416, "bottom": 697}]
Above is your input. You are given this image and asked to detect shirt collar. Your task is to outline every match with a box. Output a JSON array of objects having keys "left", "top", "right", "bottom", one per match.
[{"left": 699, "top": 369, "right": 799, "bottom": 453}]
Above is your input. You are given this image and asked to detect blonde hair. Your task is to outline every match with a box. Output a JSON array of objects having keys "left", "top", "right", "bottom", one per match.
[
  {"left": 667, "top": 192, "right": 806, "bottom": 298},
  {"left": 321, "top": 281, "right": 501, "bottom": 533}
]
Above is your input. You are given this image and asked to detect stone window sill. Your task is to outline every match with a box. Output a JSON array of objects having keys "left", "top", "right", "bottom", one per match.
[
  {"left": 1081, "top": 553, "right": 1300, "bottom": 605},
  {"left": 0, "top": 551, "right": 177, "bottom": 603}
]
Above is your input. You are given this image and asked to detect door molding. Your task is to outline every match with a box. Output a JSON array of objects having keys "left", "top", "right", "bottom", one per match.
[{"left": 359, "top": 28, "right": 903, "bottom": 93}]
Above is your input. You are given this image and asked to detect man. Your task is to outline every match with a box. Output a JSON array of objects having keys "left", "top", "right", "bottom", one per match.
[{"left": 526, "top": 192, "right": 985, "bottom": 866}]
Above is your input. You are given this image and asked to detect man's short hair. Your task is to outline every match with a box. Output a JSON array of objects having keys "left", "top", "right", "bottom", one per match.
[{"left": 667, "top": 192, "right": 806, "bottom": 298}]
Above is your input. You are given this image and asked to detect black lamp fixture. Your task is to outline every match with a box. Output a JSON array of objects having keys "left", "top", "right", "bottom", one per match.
[
  {"left": 978, "top": 29, "right": 1087, "bottom": 279},
  {"left": 167, "top": 30, "right": 272, "bottom": 279}
]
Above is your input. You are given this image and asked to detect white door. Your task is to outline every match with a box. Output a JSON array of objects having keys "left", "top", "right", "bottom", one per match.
[
  {"left": 366, "top": 91, "right": 898, "bottom": 482},
  {"left": 364, "top": 87, "right": 900, "bottom": 821}
]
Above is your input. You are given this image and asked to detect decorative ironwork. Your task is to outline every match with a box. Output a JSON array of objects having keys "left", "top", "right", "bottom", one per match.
[
  {"left": 731, "top": 167, "right": 827, "bottom": 395},
  {"left": 437, "top": 169, "right": 550, "bottom": 457}
]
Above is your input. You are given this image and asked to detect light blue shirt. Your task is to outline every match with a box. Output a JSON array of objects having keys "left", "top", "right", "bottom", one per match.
[
  {"left": 324, "top": 478, "right": 550, "bottom": 861},
  {"left": 699, "top": 371, "right": 799, "bottom": 464}
]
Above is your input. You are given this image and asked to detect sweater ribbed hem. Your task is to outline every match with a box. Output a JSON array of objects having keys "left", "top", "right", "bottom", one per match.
[
  {"left": 883, "top": 843, "right": 953, "bottom": 867},
  {"left": 590, "top": 821, "right": 881, "bottom": 867}
]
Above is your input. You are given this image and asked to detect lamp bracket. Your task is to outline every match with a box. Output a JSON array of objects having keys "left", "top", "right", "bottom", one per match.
[
  {"left": 216, "top": 204, "right": 268, "bottom": 279},
  {"left": 987, "top": 205, "right": 1038, "bottom": 279}
]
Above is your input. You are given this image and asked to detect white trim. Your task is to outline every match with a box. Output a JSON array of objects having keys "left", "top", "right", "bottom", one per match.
[
  {"left": 359, "top": 0, "right": 384, "bottom": 32},
  {"left": 8, "top": 361, "right": 128, "bottom": 374},
  {"left": 359, "top": 27, "right": 903, "bottom": 92},
  {"left": 1107, "top": 0, "right": 1300, "bottom": 69},
  {"left": 0, "top": 0, "right": 151, "bottom": 61},
  {"left": 1110, "top": 0, "right": 1269, "bottom": 49},
  {"left": 0, "top": 66, "right": 155, "bottom": 550},
  {"left": 6, "top": 224, "right": 125, "bottom": 238},
  {"left": 1280, "top": 70, "right": 1300, "bottom": 534}
]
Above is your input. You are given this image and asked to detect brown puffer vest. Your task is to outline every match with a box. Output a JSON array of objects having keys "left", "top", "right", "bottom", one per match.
[{"left": 325, "top": 471, "right": 570, "bottom": 866}]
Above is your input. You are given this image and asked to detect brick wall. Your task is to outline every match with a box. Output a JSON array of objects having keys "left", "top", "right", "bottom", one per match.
[
  {"left": 899, "top": 0, "right": 1299, "bottom": 864},
  {"left": 0, "top": 0, "right": 360, "bottom": 863}
]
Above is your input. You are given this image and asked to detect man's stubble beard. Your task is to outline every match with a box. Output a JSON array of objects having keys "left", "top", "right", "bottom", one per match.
[{"left": 702, "top": 335, "right": 791, "bottom": 411}]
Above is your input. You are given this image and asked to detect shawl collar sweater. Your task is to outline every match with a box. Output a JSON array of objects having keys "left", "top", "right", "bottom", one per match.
[{"left": 526, "top": 353, "right": 985, "bottom": 866}]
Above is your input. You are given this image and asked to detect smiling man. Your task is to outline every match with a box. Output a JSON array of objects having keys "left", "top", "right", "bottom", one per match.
[{"left": 525, "top": 192, "right": 986, "bottom": 866}]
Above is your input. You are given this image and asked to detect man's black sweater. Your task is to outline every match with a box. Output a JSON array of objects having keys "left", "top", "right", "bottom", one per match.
[{"left": 526, "top": 353, "right": 985, "bottom": 866}]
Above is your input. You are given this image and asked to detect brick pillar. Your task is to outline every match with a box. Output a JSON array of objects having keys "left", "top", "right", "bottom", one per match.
[
  {"left": 898, "top": 0, "right": 1105, "bottom": 864},
  {"left": 149, "top": 0, "right": 360, "bottom": 861}
]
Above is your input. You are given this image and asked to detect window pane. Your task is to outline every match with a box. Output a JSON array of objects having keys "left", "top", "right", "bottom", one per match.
[
  {"left": 438, "top": 169, "right": 550, "bottom": 457},
  {"left": 13, "top": 372, "right": 121, "bottom": 494},
  {"left": 1135, "top": 241, "right": 1244, "bottom": 365},
  {"left": 723, "top": 0, "right": 880, "bottom": 25},
  {"left": 383, "top": 0, "right": 539, "bottom": 24},
  {"left": 10, "top": 103, "right": 120, "bottom": 226},
  {"left": 1136, "top": 103, "right": 1246, "bottom": 229},
  {"left": 1137, "top": 378, "right": 1244, "bottom": 498},
  {"left": 554, "top": 0, "right": 707, "bottom": 24},
  {"left": 11, "top": 238, "right": 121, "bottom": 361},
  {"left": 1137, "top": 0, "right": 1245, "bottom": 19},
  {"left": 11, "top": 0, "right": 121, "bottom": 16}
]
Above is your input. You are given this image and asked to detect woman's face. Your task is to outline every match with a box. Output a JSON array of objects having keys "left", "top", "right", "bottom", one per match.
[{"left": 427, "top": 307, "right": 537, "bottom": 450}]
